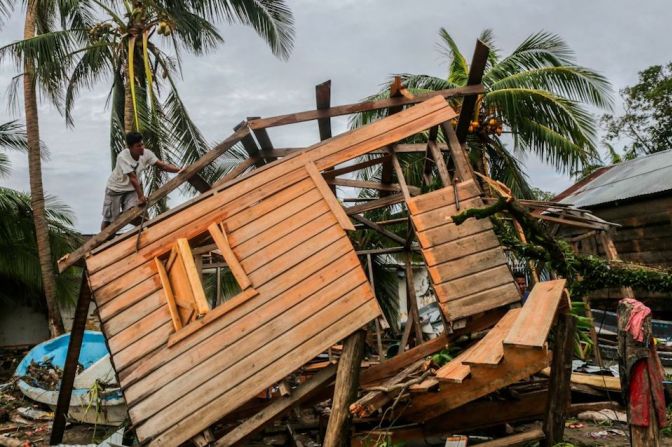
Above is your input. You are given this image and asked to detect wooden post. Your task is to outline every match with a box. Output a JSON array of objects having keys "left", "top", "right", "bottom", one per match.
[
  {"left": 323, "top": 330, "right": 366, "bottom": 447},
  {"left": 366, "top": 254, "right": 385, "bottom": 361},
  {"left": 405, "top": 254, "right": 424, "bottom": 347},
  {"left": 600, "top": 231, "right": 635, "bottom": 297},
  {"left": 542, "top": 310, "right": 576, "bottom": 447},
  {"left": 50, "top": 272, "right": 92, "bottom": 444}
]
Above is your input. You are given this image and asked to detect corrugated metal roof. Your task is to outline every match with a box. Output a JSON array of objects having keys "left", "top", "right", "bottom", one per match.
[{"left": 559, "top": 149, "right": 672, "bottom": 208}]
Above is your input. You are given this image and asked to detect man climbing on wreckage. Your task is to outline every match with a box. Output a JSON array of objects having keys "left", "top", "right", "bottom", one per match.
[{"left": 101, "top": 132, "right": 182, "bottom": 230}]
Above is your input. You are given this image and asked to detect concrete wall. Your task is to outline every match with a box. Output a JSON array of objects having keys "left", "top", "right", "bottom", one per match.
[{"left": 0, "top": 304, "right": 50, "bottom": 347}]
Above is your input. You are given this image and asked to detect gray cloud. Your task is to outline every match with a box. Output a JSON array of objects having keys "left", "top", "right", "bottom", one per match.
[{"left": 1, "top": 0, "right": 668, "bottom": 232}]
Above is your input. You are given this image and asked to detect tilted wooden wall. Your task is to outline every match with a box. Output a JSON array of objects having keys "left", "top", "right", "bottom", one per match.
[{"left": 85, "top": 96, "right": 457, "bottom": 445}]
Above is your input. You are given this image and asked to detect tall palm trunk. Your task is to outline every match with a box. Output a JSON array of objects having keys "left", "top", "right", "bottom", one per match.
[
  {"left": 23, "top": 0, "right": 65, "bottom": 337},
  {"left": 124, "top": 76, "right": 134, "bottom": 133}
]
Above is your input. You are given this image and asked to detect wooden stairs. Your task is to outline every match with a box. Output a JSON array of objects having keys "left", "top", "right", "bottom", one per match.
[
  {"left": 406, "top": 179, "right": 520, "bottom": 321},
  {"left": 404, "top": 279, "right": 567, "bottom": 422}
]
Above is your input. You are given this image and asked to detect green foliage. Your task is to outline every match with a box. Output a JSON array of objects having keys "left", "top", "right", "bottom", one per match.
[
  {"left": 602, "top": 62, "right": 672, "bottom": 156},
  {"left": 353, "top": 29, "right": 612, "bottom": 198},
  {"left": 430, "top": 348, "right": 455, "bottom": 367}
]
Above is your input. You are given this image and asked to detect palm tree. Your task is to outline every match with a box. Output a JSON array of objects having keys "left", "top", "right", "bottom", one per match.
[
  {"left": 0, "top": 121, "right": 81, "bottom": 321},
  {"left": 353, "top": 29, "right": 613, "bottom": 197}
]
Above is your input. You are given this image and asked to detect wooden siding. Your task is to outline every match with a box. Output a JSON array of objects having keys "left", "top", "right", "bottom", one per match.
[
  {"left": 86, "top": 96, "right": 457, "bottom": 445},
  {"left": 407, "top": 179, "right": 520, "bottom": 320}
]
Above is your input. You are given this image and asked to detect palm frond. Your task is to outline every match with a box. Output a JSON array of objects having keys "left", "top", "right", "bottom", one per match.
[
  {"left": 190, "top": 0, "right": 294, "bottom": 59},
  {"left": 0, "top": 120, "right": 28, "bottom": 152},
  {"left": 436, "top": 27, "right": 468, "bottom": 85}
]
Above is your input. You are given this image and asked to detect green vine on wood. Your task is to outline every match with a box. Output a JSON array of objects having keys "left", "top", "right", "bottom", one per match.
[{"left": 451, "top": 198, "right": 672, "bottom": 298}]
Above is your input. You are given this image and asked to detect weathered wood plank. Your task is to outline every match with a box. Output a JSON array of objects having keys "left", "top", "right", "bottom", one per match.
[
  {"left": 427, "top": 247, "right": 508, "bottom": 285},
  {"left": 439, "top": 283, "right": 519, "bottom": 320},
  {"left": 416, "top": 217, "right": 492, "bottom": 250},
  {"left": 208, "top": 223, "right": 252, "bottom": 290},
  {"left": 461, "top": 309, "right": 520, "bottom": 367},
  {"left": 103, "top": 290, "right": 163, "bottom": 337},
  {"left": 406, "top": 180, "right": 480, "bottom": 215},
  {"left": 423, "top": 231, "right": 501, "bottom": 267},
  {"left": 504, "top": 280, "right": 566, "bottom": 349},
  {"left": 97, "top": 275, "right": 161, "bottom": 321},
  {"left": 305, "top": 162, "right": 355, "bottom": 231},
  {"left": 410, "top": 197, "right": 485, "bottom": 232},
  {"left": 436, "top": 264, "right": 515, "bottom": 301}
]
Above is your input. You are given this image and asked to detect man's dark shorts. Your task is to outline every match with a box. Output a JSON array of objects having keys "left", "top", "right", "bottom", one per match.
[{"left": 101, "top": 188, "right": 139, "bottom": 224}]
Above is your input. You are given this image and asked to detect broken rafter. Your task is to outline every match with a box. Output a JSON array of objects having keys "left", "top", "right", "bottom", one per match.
[
  {"left": 455, "top": 40, "right": 489, "bottom": 144},
  {"left": 322, "top": 154, "right": 391, "bottom": 178},
  {"left": 248, "top": 116, "right": 277, "bottom": 163},
  {"left": 351, "top": 214, "right": 407, "bottom": 245},
  {"left": 248, "top": 84, "right": 483, "bottom": 130},
  {"left": 235, "top": 121, "right": 266, "bottom": 168},
  {"left": 326, "top": 177, "right": 420, "bottom": 195},
  {"left": 213, "top": 365, "right": 337, "bottom": 447},
  {"left": 345, "top": 193, "right": 405, "bottom": 215},
  {"left": 350, "top": 359, "right": 425, "bottom": 418}
]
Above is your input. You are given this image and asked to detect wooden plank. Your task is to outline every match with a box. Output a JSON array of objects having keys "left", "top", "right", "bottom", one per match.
[
  {"left": 345, "top": 194, "right": 404, "bottom": 215},
  {"left": 423, "top": 231, "right": 501, "bottom": 267},
  {"left": 410, "top": 197, "right": 485, "bottom": 232},
  {"left": 428, "top": 247, "right": 507, "bottom": 285},
  {"left": 435, "top": 264, "right": 515, "bottom": 301},
  {"left": 233, "top": 201, "right": 331, "bottom": 260},
  {"left": 461, "top": 309, "right": 520, "bottom": 367},
  {"left": 97, "top": 275, "right": 161, "bottom": 321},
  {"left": 103, "top": 290, "right": 164, "bottom": 337},
  {"left": 326, "top": 177, "right": 418, "bottom": 194},
  {"left": 416, "top": 217, "right": 492, "bottom": 250},
  {"left": 504, "top": 279, "right": 566, "bottom": 349},
  {"left": 235, "top": 121, "right": 265, "bottom": 168},
  {"left": 248, "top": 85, "right": 481, "bottom": 130},
  {"left": 134, "top": 288, "right": 378, "bottom": 443},
  {"left": 211, "top": 156, "right": 259, "bottom": 188},
  {"left": 427, "top": 140, "right": 451, "bottom": 186},
  {"left": 476, "top": 428, "right": 545, "bottom": 447},
  {"left": 456, "top": 40, "right": 489, "bottom": 144},
  {"left": 240, "top": 214, "right": 337, "bottom": 273},
  {"left": 407, "top": 180, "right": 480, "bottom": 215},
  {"left": 167, "top": 287, "right": 259, "bottom": 348},
  {"left": 108, "top": 305, "right": 172, "bottom": 353},
  {"left": 176, "top": 238, "right": 209, "bottom": 315},
  {"left": 114, "top": 321, "right": 174, "bottom": 372},
  {"left": 214, "top": 365, "right": 337, "bottom": 447},
  {"left": 120, "top": 239, "right": 358, "bottom": 387},
  {"left": 441, "top": 121, "right": 473, "bottom": 183},
  {"left": 389, "top": 150, "right": 411, "bottom": 200},
  {"left": 208, "top": 223, "right": 252, "bottom": 290},
  {"left": 440, "top": 283, "right": 520, "bottom": 321},
  {"left": 539, "top": 368, "right": 621, "bottom": 391},
  {"left": 305, "top": 162, "right": 355, "bottom": 231},
  {"left": 360, "top": 333, "right": 448, "bottom": 385},
  {"left": 93, "top": 261, "right": 155, "bottom": 298},
  {"left": 351, "top": 214, "right": 406, "bottom": 245},
  {"left": 435, "top": 348, "right": 474, "bottom": 383},
  {"left": 248, "top": 226, "right": 344, "bottom": 284},
  {"left": 58, "top": 127, "right": 249, "bottom": 272},
  {"left": 322, "top": 155, "right": 390, "bottom": 178},
  {"left": 315, "top": 80, "right": 333, "bottom": 140}
]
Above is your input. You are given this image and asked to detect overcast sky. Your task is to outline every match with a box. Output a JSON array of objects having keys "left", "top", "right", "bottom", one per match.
[{"left": 0, "top": 0, "right": 668, "bottom": 233}]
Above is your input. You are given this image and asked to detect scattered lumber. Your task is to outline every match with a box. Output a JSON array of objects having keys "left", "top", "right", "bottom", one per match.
[
  {"left": 539, "top": 368, "right": 621, "bottom": 392},
  {"left": 350, "top": 359, "right": 425, "bottom": 418},
  {"left": 475, "top": 427, "right": 545, "bottom": 447}
]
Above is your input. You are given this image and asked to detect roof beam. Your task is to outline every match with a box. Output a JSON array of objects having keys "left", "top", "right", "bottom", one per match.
[{"left": 248, "top": 84, "right": 483, "bottom": 130}]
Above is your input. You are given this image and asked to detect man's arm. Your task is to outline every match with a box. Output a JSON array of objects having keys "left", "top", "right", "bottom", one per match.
[
  {"left": 154, "top": 160, "right": 181, "bottom": 173},
  {"left": 127, "top": 172, "right": 147, "bottom": 206}
]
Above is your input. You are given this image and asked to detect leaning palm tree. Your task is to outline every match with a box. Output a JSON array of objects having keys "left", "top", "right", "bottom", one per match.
[{"left": 353, "top": 29, "right": 613, "bottom": 197}]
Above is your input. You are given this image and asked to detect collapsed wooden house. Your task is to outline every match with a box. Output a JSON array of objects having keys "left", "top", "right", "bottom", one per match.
[{"left": 52, "top": 42, "right": 574, "bottom": 446}]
